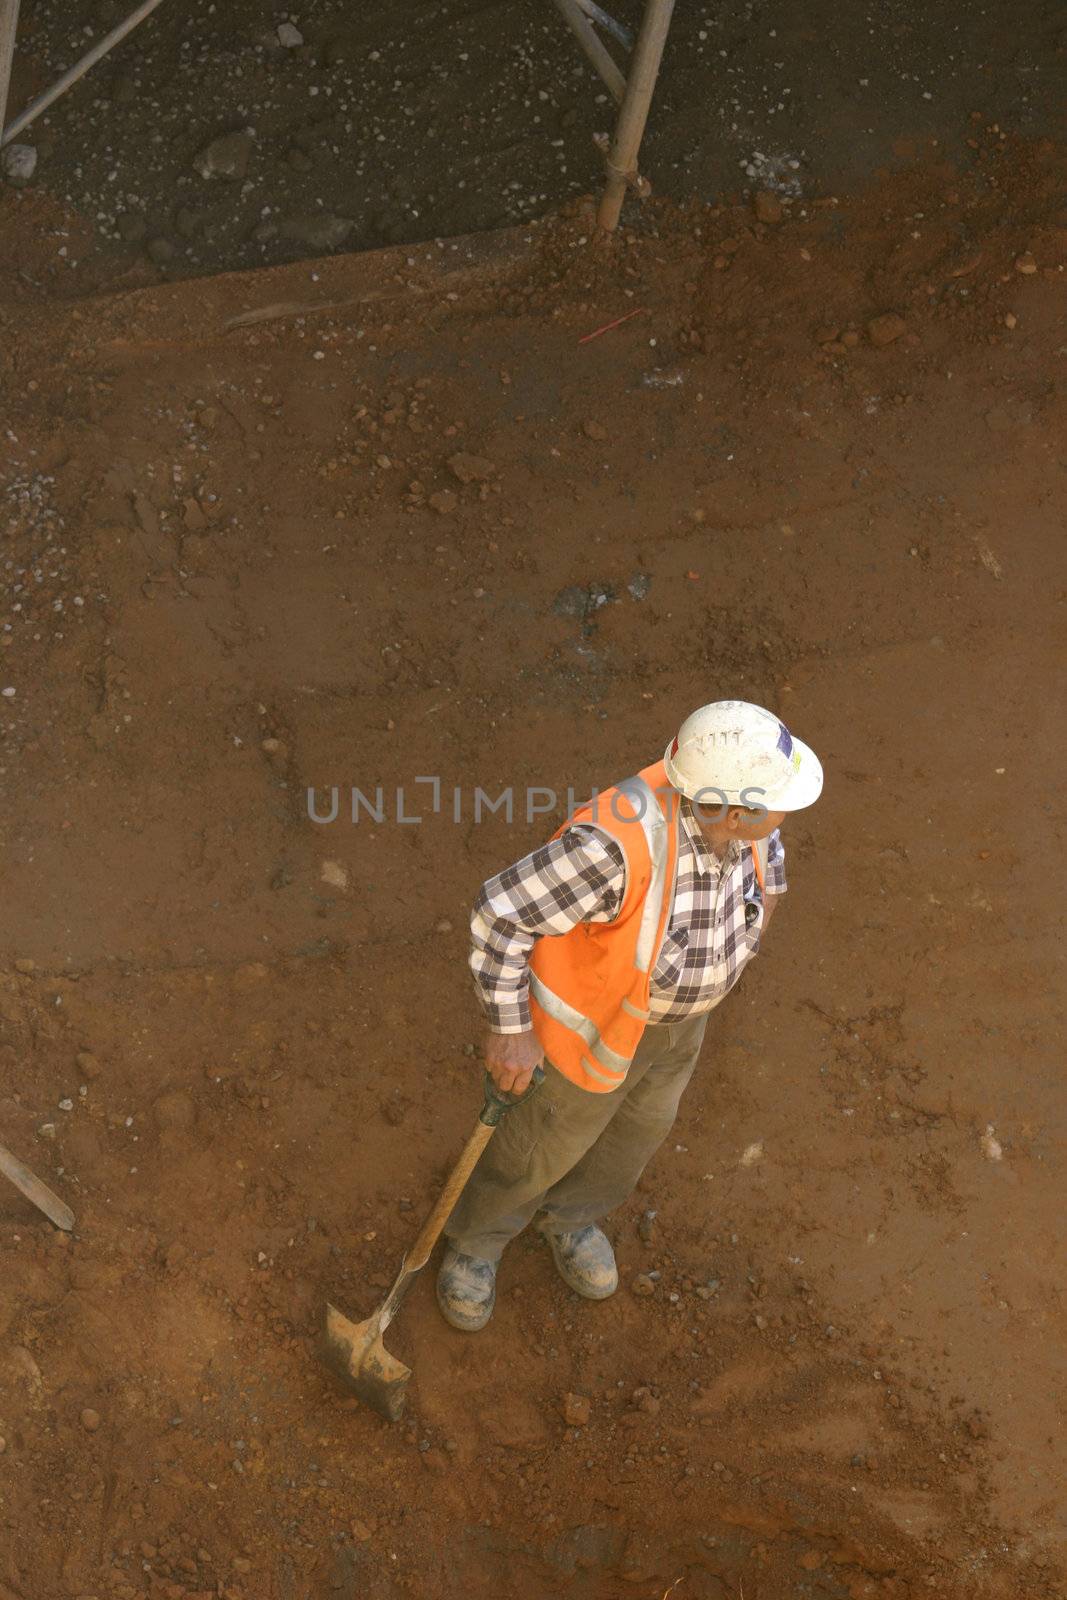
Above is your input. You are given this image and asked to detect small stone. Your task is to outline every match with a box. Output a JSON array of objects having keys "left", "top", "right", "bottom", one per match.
[
  {"left": 37, "top": 1123, "right": 56, "bottom": 1141},
  {"left": 194, "top": 131, "right": 255, "bottom": 182},
  {"left": 582, "top": 419, "right": 607, "bottom": 440},
  {"left": 428, "top": 490, "right": 457, "bottom": 515},
  {"left": 277, "top": 22, "right": 304, "bottom": 46},
  {"left": 116, "top": 212, "right": 147, "bottom": 242},
  {"left": 435, "top": 919, "right": 453, "bottom": 934},
  {"left": 797, "top": 1549, "right": 823, "bottom": 1571},
  {"left": 14, "top": 958, "right": 35, "bottom": 974},
  {"left": 277, "top": 212, "right": 353, "bottom": 251},
  {"left": 80, "top": 1408, "right": 101, "bottom": 1432},
  {"left": 76, "top": 1051, "right": 102, "bottom": 1079},
  {"left": 753, "top": 190, "right": 783, "bottom": 224},
  {"left": 153, "top": 1092, "right": 196, "bottom": 1133},
  {"left": 561, "top": 1393, "right": 591, "bottom": 1427},
  {"left": 630, "top": 1274, "right": 656, "bottom": 1298},
  {"left": 320, "top": 860, "right": 348, "bottom": 890},
  {"left": 447, "top": 452, "right": 495, "bottom": 484},
  {"left": 0, "top": 1435, "right": 5, "bottom": 1453},
  {"left": 813, "top": 325, "right": 839, "bottom": 344},
  {"left": 1003, "top": 312, "right": 1017, "bottom": 329},
  {"left": 1, "top": 144, "right": 37, "bottom": 187},
  {"left": 867, "top": 313, "right": 908, "bottom": 347},
  {"left": 350, "top": 1520, "right": 374, "bottom": 1541},
  {"left": 841, "top": 329, "right": 861, "bottom": 348},
  {"left": 146, "top": 237, "right": 176, "bottom": 265},
  {"left": 233, "top": 961, "right": 270, "bottom": 988},
  {"left": 261, "top": 737, "right": 289, "bottom": 763},
  {"left": 1014, "top": 252, "right": 1038, "bottom": 275}
]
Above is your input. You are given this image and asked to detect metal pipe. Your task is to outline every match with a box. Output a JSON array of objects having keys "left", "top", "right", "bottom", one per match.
[
  {"left": 551, "top": 0, "right": 626, "bottom": 106},
  {"left": 0, "top": 0, "right": 19, "bottom": 139},
  {"left": 574, "top": 0, "right": 633, "bottom": 52},
  {"left": 1, "top": 0, "right": 166, "bottom": 147},
  {"left": 596, "top": 0, "right": 676, "bottom": 232}
]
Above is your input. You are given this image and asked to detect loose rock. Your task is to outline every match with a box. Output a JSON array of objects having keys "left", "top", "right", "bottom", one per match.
[
  {"left": 561, "top": 1392, "right": 591, "bottom": 1427},
  {"left": 76, "top": 1051, "right": 102, "bottom": 1079},
  {"left": 1014, "top": 252, "right": 1038, "bottom": 275},
  {"left": 193, "top": 131, "right": 255, "bottom": 182},
  {"left": 153, "top": 1091, "right": 196, "bottom": 1133},
  {"left": 277, "top": 22, "right": 304, "bottom": 46},
  {"left": 447, "top": 452, "right": 495, "bottom": 485},
  {"left": 277, "top": 212, "right": 353, "bottom": 251},
  {"left": 582, "top": 420, "right": 607, "bottom": 441},
  {"left": 867, "top": 313, "right": 908, "bottom": 347},
  {"left": 630, "top": 1273, "right": 656, "bottom": 1298},
  {"left": 1, "top": 144, "right": 37, "bottom": 187},
  {"left": 320, "top": 860, "right": 348, "bottom": 890},
  {"left": 753, "top": 190, "right": 783, "bottom": 224},
  {"left": 80, "top": 1408, "right": 101, "bottom": 1432},
  {"left": 428, "top": 490, "right": 457, "bottom": 515}
]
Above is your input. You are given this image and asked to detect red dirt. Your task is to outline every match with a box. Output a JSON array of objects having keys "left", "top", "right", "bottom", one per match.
[{"left": 1, "top": 133, "right": 1064, "bottom": 1600}]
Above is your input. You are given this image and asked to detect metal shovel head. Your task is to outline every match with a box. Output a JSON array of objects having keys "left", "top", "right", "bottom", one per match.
[{"left": 321, "top": 1302, "right": 412, "bottom": 1422}]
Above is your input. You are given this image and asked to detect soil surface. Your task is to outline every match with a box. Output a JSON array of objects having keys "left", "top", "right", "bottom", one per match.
[
  {"left": 4, "top": 0, "right": 1067, "bottom": 287},
  {"left": 1, "top": 100, "right": 1066, "bottom": 1600}
]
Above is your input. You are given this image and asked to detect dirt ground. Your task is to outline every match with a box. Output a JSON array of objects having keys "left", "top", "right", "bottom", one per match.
[
  {"left": 2, "top": 96, "right": 1066, "bottom": 1600},
  {"left": 4, "top": 0, "right": 1067, "bottom": 288}
]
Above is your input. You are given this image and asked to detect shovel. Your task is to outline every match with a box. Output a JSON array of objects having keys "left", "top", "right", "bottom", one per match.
[
  {"left": 0, "top": 1140, "right": 75, "bottom": 1231},
  {"left": 321, "top": 1066, "right": 543, "bottom": 1420}
]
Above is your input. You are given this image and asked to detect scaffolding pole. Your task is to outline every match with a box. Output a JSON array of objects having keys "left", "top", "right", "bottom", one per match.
[
  {"left": 1, "top": 0, "right": 165, "bottom": 148},
  {"left": 596, "top": 0, "right": 676, "bottom": 232},
  {"left": 0, "top": 0, "right": 19, "bottom": 138},
  {"left": 551, "top": 0, "right": 626, "bottom": 105}
]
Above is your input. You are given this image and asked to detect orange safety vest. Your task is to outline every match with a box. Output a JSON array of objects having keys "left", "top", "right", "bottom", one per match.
[{"left": 528, "top": 759, "right": 766, "bottom": 1093}]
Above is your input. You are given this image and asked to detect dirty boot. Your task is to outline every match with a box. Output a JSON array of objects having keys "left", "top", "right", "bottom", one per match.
[
  {"left": 544, "top": 1224, "right": 618, "bottom": 1300},
  {"left": 436, "top": 1246, "right": 497, "bottom": 1331}
]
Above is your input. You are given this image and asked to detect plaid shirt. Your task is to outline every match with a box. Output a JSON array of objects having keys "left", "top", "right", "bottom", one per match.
[{"left": 470, "top": 801, "right": 787, "bottom": 1033}]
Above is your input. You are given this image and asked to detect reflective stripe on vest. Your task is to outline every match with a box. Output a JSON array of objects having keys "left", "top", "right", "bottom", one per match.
[{"left": 614, "top": 775, "right": 673, "bottom": 974}]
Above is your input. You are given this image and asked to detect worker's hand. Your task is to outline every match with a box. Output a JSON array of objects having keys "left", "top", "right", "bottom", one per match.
[{"left": 484, "top": 1028, "right": 544, "bottom": 1095}]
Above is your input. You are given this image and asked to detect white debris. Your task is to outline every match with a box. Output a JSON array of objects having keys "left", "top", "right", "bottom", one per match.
[
  {"left": 981, "top": 1125, "right": 1003, "bottom": 1162},
  {"left": 320, "top": 859, "right": 348, "bottom": 889},
  {"left": 740, "top": 1140, "right": 764, "bottom": 1168},
  {"left": 1, "top": 144, "right": 37, "bottom": 187}
]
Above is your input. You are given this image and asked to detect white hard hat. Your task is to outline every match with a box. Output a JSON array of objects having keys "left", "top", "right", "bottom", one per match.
[{"left": 664, "top": 700, "right": 823, "bottom": 812}]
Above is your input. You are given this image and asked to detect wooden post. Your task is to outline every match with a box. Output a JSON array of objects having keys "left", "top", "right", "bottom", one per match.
[
  {"left": 0, "top": 0, "right": 19, "bottom": 140},
  {"left": 551, "top": 0, "right": 626, "bottom": 105},
  {"left": 596, "top": 0, "right": 676, "bottom": 233},
  {"left": 2, "top": 0, "right": 165, "bottom": 147}
]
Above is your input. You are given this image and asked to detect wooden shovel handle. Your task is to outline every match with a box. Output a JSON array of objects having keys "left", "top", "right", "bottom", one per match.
[
  {"left": 404, "top": 1120, "right": 496, "bottom": 1273},
  {"left": 404, "top": 1067, "right": 545, "bottom": 1273},
  {"left": 0, "top": 1141, "right": 75, "bottom": 1231}
]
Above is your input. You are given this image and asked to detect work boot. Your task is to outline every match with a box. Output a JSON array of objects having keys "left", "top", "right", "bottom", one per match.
[
  {"left": 436, "top": 1246, "right": 497, "bottom": 1331},
  {"left": 544, "top": 1224, "right": 618, "bottom": 1300}
]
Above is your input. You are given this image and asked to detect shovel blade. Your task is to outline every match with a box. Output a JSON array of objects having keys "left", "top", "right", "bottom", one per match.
[{"left": 321, "top": 1302, "right": 412, "bottom": 1422}]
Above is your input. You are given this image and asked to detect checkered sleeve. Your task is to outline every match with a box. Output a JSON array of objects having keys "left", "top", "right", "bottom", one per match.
[
  {"left": 469, "top": 825, "right": 626, "bottom": 1033},
  {"left": 765, "top": 827, "right": 787, "bottom": 894}
]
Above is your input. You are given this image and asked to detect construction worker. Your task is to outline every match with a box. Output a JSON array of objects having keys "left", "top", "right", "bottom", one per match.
[{"left": 437, "top": 700, "right": 823, "bottom": 1330}]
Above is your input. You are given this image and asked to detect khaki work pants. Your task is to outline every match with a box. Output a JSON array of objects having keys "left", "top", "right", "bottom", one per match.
[{"left": 445, "top": 1012, "right": 709, "bottom": 1263}]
